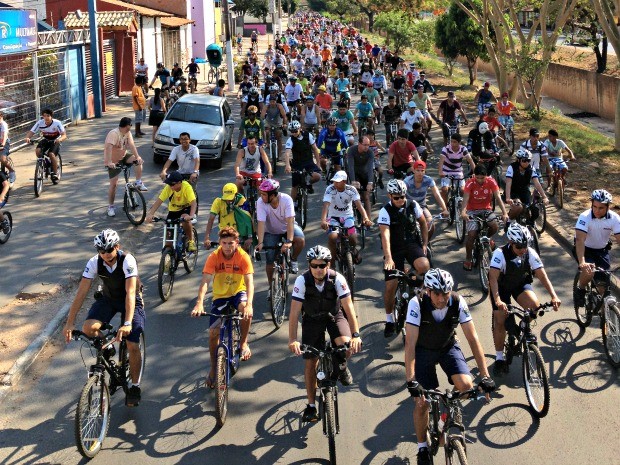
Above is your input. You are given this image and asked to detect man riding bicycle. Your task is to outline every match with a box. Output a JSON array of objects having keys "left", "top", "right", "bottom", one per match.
[
  {"left": 317, "top": 116, "right": 349, "bottom": 174},
  {"left": 234, "top": 135, "right": 272, "bottom": 193},
  {"left": 387, "top": 129, "right": 419, "bottom": 178},
  {"left": 204, "top": 183, "right": 253, "bottom": 252},
  {"left": 355, "top": 94, "right": 375, "bottom": 132},
  {"left": 262, "top": 97, "right": 288, "bottom": 159},
  {"left": 437, "top": 92, "right": 468, "bottom": 146},
  {"left": 25, "top": 108, "right": 67, "bottom": 183},
  {"left": 284, "top": 120, "right": 322, "bottom": 199},
  {"left": 346, "top": 136, "right": 375, "bottom": 218},
  {"left": 159, "top": 132, "right": 200, "bottom": 192},
  {"left": 381, "top": 95, "right": 402, "bottom": 147}
]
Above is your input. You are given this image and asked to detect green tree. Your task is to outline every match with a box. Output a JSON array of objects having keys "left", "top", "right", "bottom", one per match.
[
  {"left": 506, "top": 44, "right": 550, "bottom": 119},
  {"left": 374, "top": 11, "right": 417, "bottom": 53},
  {"left": 435, "top": 3, "right": 488, "bottom": 84},
  {"left": 325, "top": 0, "right": 359, "bottom": 21},
  {"left": 566, "top": 0, "right": 608, "bottom": 73}
]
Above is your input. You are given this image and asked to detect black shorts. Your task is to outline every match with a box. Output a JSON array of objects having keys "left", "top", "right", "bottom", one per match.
[
  {"left": 354, "top": 172, "right": 369, "bottom": 190},
  {"left": 37, "top": 138, "right": 60, "bottom": 155},
  {"left": 167, "top": 207, "right": 192, "bottom": 220},
  {"left": 385, "top": 243, "right": 425, "bottom": 280},
  {"left": 572, "top": 245, "right": 611, "bottom": 284},
  {"left": 292, "top": 162, "right": 321, "bottom": 187},
  {"left": 301, "top": 310, "right": 351, "bottom": 359}
]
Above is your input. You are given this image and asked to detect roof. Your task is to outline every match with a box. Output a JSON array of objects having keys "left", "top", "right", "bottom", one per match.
[
  {"left": 101, "top": 0, "right": 173, "bottom": 17},
  {"left": 176, "top": 94, "right": 225, "bottom": 105},
  {"left": 63, "top": 11, "right": 138, "bottom": 29},
  {"left": 161, "top": 17, "right": 194, "bottom": 27}
]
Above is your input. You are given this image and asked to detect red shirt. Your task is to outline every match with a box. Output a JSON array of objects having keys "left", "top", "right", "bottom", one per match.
[
  {"left": 464, "top": 177, "right": 498, "bottom": 211},
  {"left": 389, "top": 141, "right": 416, "bottom": 167}
]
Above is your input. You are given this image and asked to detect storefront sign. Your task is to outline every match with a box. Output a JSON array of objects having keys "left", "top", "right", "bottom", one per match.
[{"left": 0, "top": 9, "right": 38, "bottom": 56}]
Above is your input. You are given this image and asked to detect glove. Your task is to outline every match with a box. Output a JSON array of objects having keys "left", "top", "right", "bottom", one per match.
[
  {"left": 479, "top": 376, "right": 496, "bottom": 393},
  {"left": 407, "top": 380, "right": 424, "bottom": 398}
]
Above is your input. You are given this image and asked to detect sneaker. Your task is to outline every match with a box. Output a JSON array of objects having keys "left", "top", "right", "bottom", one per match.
[
  {"left": 493, "top": 359, "right": 509, "bottom": 376},
  {"left": 339, "top": 367, "right": 353, "bottom": 386},
  {"left": 302, "top": 404, "right": 320, "bottom": 423},
  {"left": 574, "top": 286, "right": 586, "bottom": 308},
  {"left": 8, "top": 171, "right": 15, "bottom": 184},
  {"left": 1, "top": 219, "right": 10, "bottom": 234},
  {"left": 135, "top": 181, "right": 148, "bottom": 192},
  {"left": 417, "top": 447, "right": 432, "bottom": 465},
  {"left": 50, "top": 172, "right": 59, "bottom": 182},
  {"left": 377, "top": 178, "right": 384, "bottom": 189},
  {"left": 107, "top": 205, "right": 116, "bottom": 217},
  {"left": 126, "top": 385, "right": 141, "bottom": 407},
  {"left": 290, "top": 260, "right": 299, "bottom": 274},
  {"left": 187, "top": 240, "right": 197, "bottom": 253},
  {"left": 384, "top": 322, "right": 396, "bottom": 338}
]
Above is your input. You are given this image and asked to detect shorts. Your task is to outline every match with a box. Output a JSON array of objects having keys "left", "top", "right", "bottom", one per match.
[
  {"left": 148, "top": 110, "right": 165, "bottom": 127},
  {"left": 413, "top": 342, "right": 471, "bottom": 389},
  {"left": 37, "top": 138, "right": 60, "bottom": 155},
  {"left": 353, "top": 172, "right": 370, "bottom": 190},
  {"left": 572, "top": 245, "right": 611, "bottom": 284},
  {"left": 441, "top": 120, "right": 458, "bottom": 139},
  {"left": 498, "top": 115, "right": 514, "bottom": 127},
  {"left": 466, "top": 210, "right": 497, "bottom": 232},
  {"left": 292, "top": 162, "right": 321, "bottom": 187},
  {"left": 263, "top": 226, "right": 304, "bottom": 264},
  {"left": 0, "top": 140, "right": 9, "bottom": 157},
  {"left": 87, "top": 295, "right": 145, "bottom": 344},
  {"left": 549, "top": 157, "right": 568, "bottom": 171},
  {"left": 287, "top": 100, "right": 300, "bottom": 107},
  {"left": 490, "top": 283, "right": 534, "bottom": 311},
  {"left": 167, "top": 206, "right": 192, "bottom": 221},
  {"left": 440, "top": 177, "right": 465, "bottom": 189},
  {"left": 393, "top": 163, "right": 412, "bottom": 177},
  {"left": 134, "top": 109, "right": 146, "bottom": 124},
  {"left": 328, "top": 216, "right": 356, "bottom": 235},
  {"left": 301, "top": 310, "right": 351, "bottom": 359},
  {"left": 385, "top": 243, "right": 426, "bottom": 280},
  {"left": 210, "top": 292, "right": 248, "bottom": 328},
  {"left": 107, "top": 153, "right": 133, "bottom": 179},
  {"left": 504, "top": 189, "right": 531, "bottom": 206},
  {"left": 265, "top": 122, "right": 283, "bottom": 130},
  {"left": 321, "top": 151, "right": 344, "bottom": 166},
  {"left": 239, "top": 171, "right": 263, "bottom": 187}
]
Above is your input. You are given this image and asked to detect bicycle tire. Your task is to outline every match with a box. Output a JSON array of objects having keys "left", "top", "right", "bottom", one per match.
[
  {"left": 52, "top": 153, "right": 63, "bottom": 184},
  {"left": 508, "top": 128, "right": 515, "bottom": 155},
  {"left": 270, "top": 143, "right": 278, "bottom": 175},
  {"left": 0, "top": 211, "right": 12, "bottom": 244},
  {"left": 573, "top": 273, "right": 593, "bottom": 328},
  {"left": 343, "top": 251, "right": 355, "bottom": 300},
  {"left": 455, "top": 200, "right": 465, "bottom": 243},
  {"left": 522, "top": 343, "right": 550, "bottom": 418},
  {"left": 75, "top": 375, "right": 110, "bottom": 459},
  {"left": 325, "top": 390, "right": 338, "bottom": 465},
  {"left": 548, "top": 176, "right": 556, "bottom": 197},
  {"left": 215, "top": 346, "right": 228, "bottom": 426},
  {"left": 478, "top": 243, "right": 492, "bottom": 293},
  {"left": 602, "top": 303, "right": 620, "bottom": 368},
  {"left": 119, "top": 332, "right": 146, "bottom": 387},
  {"left": 557, "top": 178, "right": 564, "bottom": 209},
  {"left": 447, "top": 437, "right": 469, "bottom": 465},
  {"left": 533, "top": 198, "right": 546, "bottom": 234},
  {"left": 208, "top": 68, "right": 215, "bottom": 84},
  {"left": 34, "top": 161, "right": 44, "bottom": 197},
  {"left": 447, "top": 197, "right": 455, "bottom": 226},
  {"left": 157, "top": 249, "right": 175, "bottom": 302},
  {"left": 527, "top": 226, "right": 540, "bottom": 255},
  {"left": 270, "top": 268, "right": 287, "bottom": 329},
  {"left": 299, "top": 191, "right": 308, "bottom": 230},
  {"left": 124, "top": 187, "right": 146, "bottom": 226},
  {"left": 231, "top": 319, "right": 241, "bottom": 376},
  {"left": 183, "top": 227, "right": 199, "bottom": 273}
]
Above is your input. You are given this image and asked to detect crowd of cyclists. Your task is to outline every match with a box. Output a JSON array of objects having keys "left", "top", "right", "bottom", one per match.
[{"left": 2, "top": 7, "right": 616, "bottom": 464}]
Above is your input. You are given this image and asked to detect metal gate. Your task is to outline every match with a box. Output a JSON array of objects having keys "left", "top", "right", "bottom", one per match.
[
  {"left": 102, "top": 39, "right": 117, "bottom": 98},
  {"left": 162, "top": 28, "right": 181, "bottom": 67},
  {"left": 38, "top": 49, "right": 71, "bottom": 121},
  {"left": 0, "top": 52, "right": 37, "bottom": 139}
]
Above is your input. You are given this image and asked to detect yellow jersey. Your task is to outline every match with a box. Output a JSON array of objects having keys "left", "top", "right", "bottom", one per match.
[
  {"left": 203, "top": 247, "right": 253, "bottom": 299},
  {"left": 158, "top": 180, "right": 196, "bottom": 212},
  {"left": 209, "top": 195, "right": 247, "bottom": 229}
]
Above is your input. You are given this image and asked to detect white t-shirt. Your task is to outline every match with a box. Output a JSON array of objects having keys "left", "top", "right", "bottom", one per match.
[
  {"left": 257, "top": 193, "right": 296, "bottom": 234},
  {"left": 168, "top": 144, "right": 199, "bottom": 174},
  {"left": 406, "top": 295, "right": 472, "bottom": 326},
  {"left": 292, "top": 271, "right": 351, "bottom": 301},
  {"left": 285, "top": 83, "right": 303, "bottom": 101},
  {"left": 377, "top": 200, "right": 423, "bottom": 226},
  {"left": 505, "top": 164, "right": 539, "bottom": 180},
  {"left": 323, "top": 184, "right": 360, "bottom": 218},
  {"left": 575, "top": 209, "right": 620, "bottom": 249},
  {"left": 285, "top": 132, "right": 316, "bottom": 150},
  {"left": 135, "top": 63, "right": 148, "bottom": 75},
  {"left": 30, "top": 118, "right": 66, "bottom": 139},
  {"left": 489, "top": 247, "right": 544, "bottom": 273},
  {"left": 83, "top": 252, "right": 138, "bottom": 280},
  {"left": 301, "top": 48, "right": 315, "bottom": 59},
  {"left": 0, "top": 121, "right": 8, "bottom": 141},
  {"left": 350, "top": 62, "right": 361, "bottom": 74},
  {"left": 293, "top": 59, "right": 305, "bottom": 73},
  {"left": 400, "top": 110, "right": 424, "bottom": 131}
]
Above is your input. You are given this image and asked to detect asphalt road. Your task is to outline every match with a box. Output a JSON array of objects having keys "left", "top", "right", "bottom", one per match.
[{"left": 0, "top": 87, "right": 618, "bottom": 465}]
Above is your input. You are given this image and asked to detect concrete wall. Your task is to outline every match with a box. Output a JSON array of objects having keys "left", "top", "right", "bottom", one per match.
[{"left": 190, "top": 0, "right": 216, "bottom": 59}]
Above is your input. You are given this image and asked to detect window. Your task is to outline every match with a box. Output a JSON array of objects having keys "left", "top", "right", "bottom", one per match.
[{"left": 166, "top": 103, "right": 223, "bottom": 126}]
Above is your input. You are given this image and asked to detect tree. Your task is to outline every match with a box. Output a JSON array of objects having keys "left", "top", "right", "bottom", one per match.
[
  {"left": 325, "top": 0, "right": 359, "bottom": 22},
  {"left": 590, "top": 0, "right": 620, "bottom": 150},
  {"left": 435, "top": 3, "right": 489, "bottom": 84},
  {"left": 410, "top": 18, "right": 437, "bottom": 54},
  {"left": 506, "top": 44, "right": 550, "bottom": 118},
  {"left": 566, "top": 1, "right": 608, "bottom": 73},
  {"left": 374, "top": 11, "right": 417, "bottom": 53},
  {"left": 232, "top": 0, "right": 269, "bottom": 20}
]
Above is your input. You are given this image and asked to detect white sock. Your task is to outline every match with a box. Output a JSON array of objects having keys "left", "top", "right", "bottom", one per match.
[
  {"left": 418, "top": 442, "right": 428, "bottom": 449},
  {"left": 386, "top": 313, "right": 394, "bottom": 323},
  {"left": 308, "top": 403, "right": 315, "bottom": 408},
  {"left": 496, "top": 351, "right": 505, "bottom": 361}
]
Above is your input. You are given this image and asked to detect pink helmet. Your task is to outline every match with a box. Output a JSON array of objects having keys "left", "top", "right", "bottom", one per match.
[{"left": 259, "top": 178, "right": 280, "bottom": 192}]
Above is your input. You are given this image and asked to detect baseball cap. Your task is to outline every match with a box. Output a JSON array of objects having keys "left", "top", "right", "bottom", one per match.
[
  {"left": 502, "top": 92, "right": 509, "bottom": 97},
  {"left": 221, "top": 182, "right": 238, "bottom": 200},
  {"left": 414, "top": 160, "right": 427, "bottom": 170},
  {"left": 484, "top": 81, "right": 490, "bottom": 87},
  {"left": 529, "top": 128, "right": 540, "bottom": 136},
  {"left": 164, "top": 171, "right": 184, "bottom": 185},
  {"left": 408, "top": 101, "right": 417, "bottom": 108},
  {"left": 331, "top": 170, "right": 348, "bottom": 182},
  {"left": 318, "top": 85, "right": 326, "bottom": 91}
]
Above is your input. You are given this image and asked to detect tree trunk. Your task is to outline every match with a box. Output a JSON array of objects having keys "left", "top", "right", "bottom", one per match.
[
  {"left": 367, "top": 12, "right": 374, "bottom": 32},
  {"left": 466, "top": 56, "right": 476, "bottom": 85}
]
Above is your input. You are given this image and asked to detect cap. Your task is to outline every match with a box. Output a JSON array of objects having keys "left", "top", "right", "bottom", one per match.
[
  {"left": 221, "top": 182, "right": 238, "bottom": 200},
  {"left": 408, "top": 101, "right": 417, "bottom": 108},
  {"left": 164, "top": 171, "right": 184, "bottom": 185},
  {"left": 484, "top": 81, "right": 490, "bottom": 87},
  {"left": 331, "top": 170, "right": 348, "bottom": 182},
  {"left": 414, "top": 160, "right": 427, "bottom": 170},
  {"left": 529, "top": 128, "right": 540, "bottom": 136},
  {"left": 502, "top": 92, "right": 509, "bottom": 97},
  {"left": 318, "top": 85, "right": 326, "bottom": 91}
]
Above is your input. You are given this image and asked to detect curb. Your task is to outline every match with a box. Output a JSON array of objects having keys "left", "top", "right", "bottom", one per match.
[{"left": 0, "top": 302, "right": 71, "bottom": 404}]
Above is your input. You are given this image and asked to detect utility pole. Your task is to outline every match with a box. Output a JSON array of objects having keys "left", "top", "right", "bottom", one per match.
[
  {"left": 88, "top": 0, "right": 102, "bottom": 117},
  {"left": 222, "top": 0, "right": 235, "bottom": 92}
]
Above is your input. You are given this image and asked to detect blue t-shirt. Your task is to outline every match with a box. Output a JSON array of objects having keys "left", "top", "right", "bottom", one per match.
[
  {"left": 404, "top": 174, "right": 435, "bottom": 207},
  {"left": 331, "top": 110, "right": 354, "bottom": 133},
  {"left": 336, "top": 78, "right": 350, "bottom": 93},
  {"left": 356, "top": 101, "right": 373, "bottom": 118}
]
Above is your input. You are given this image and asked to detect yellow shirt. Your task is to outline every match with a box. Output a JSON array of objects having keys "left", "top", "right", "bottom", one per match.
[
  {"left": 203, "top": 247, "right": 253, "bottom": 299},
  {"left": 158, "top": 180, "right": 196, "bottom": 212},
  {"left": 210, "top": 196, "right": 247, "bottom": 229},
  {"left": 132, "top": 85, "right": 146, "bottom": 110}
]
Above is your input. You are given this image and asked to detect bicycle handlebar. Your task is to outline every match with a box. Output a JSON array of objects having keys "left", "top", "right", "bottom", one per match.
[
  {"left": 506, "top": 301, "right": 554, "bottom": 317},
  {"left": 301, "top": 342, "right": 350, "bottom": 357},
  {"left": 199, "top": 311, "right": 243, "bottom": 320}
]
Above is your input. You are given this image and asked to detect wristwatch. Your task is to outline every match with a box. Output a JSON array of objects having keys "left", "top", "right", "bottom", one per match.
[
  {"left": 352, "top": 332, "right": 360, "bottom": 338},
  {"left": 284, "top": 239, "right": 293, "bottom": 244},
  {"left": 123, "top": 320, "right": 132, "bottom": 327},
  {"left": 193, "top": 170, "right": 200, "bottom": 175}
]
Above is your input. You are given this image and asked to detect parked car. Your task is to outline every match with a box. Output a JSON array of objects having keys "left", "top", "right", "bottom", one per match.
[{"left": 153, "top": 94, "right": 235, "bottom": 168}]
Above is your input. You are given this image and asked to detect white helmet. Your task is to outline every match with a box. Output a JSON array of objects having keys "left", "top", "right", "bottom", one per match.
[
  {"left": 515, "top": 148, "right": 532, "bottom": 160},
  {"left": 478, "top": 122, "right": 489, "bottom": 134},
  {"left": 386, "top": 179, "right": 407, "bottom": 195},
  {"left": 94, "top": 229, "right": 120, "bottom": 250},
  {"left": 269, "top": 84, "right": 280, "bottom": 92},
  {"left": 506, "top": 223, "right": 531, "bottom": 246},
  {"left": 307, "top": 245, "right": 332, "bottom": 261},
  {"left": 424, "top": 268, "right": 454, "bottom": 293},
  {"left": 288, "top": 120, "right": 301, "bottom": 131},
  {"left": 591, "top": 189, "right": 612, "bottom": 204}
]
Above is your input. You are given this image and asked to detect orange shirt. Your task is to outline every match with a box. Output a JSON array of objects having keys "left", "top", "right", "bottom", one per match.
[
  {"left": 496, "top": 100, "right": 517, "bottom": 116},
  {"left": 132, "top": 85, "right": 146, "bottom": 110},
  {"left": 320, "top": 49, "right": 332, "bottom": 62},
  {"left": 203, "top": 247, "right": 253, "bottom": 299},
  {"left": 315, "top": 93, "right": 333, "bottom": 110},
  {"left": 483, "top": 115, "right": 502, "bottom": 132}
]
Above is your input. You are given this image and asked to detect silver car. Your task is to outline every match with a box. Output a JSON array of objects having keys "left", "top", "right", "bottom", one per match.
[{"left": 153, "top": 94, "right": 235, "bottom": 168}]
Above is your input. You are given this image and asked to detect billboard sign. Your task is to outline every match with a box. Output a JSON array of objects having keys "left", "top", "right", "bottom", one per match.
[{"left": 0, "top": 9, "right": 38, "bottom": 56}]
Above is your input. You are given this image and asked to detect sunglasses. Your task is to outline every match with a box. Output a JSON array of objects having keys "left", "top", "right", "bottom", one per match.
[
  {"left": 514, "top": 243, "right": 528, "bottom": 250},
  {"left": 98, "top": 247, "right": 115, "bottom": 254},
  {"left": 391, "top": 195, "right": 405, "bottom": 200},
  {"left": 519, "top": 159, "right": 531, "bottom": 163},
  {"left": 310, "top": 263, "right": 328, "bottom": 269}
]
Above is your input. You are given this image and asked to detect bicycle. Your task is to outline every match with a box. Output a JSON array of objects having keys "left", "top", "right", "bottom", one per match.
[
  {"left": 547, "top": 158, "right": 569, "bottom": 209},
  {"left": 531, "top": 189, "right": 547, "bottom": 235},
  {"left": 385, "top": 121, "right": 398, "bottom": 147},
  {"left": 242, "top": 174, "right": 263, "bottom": 227},
  {"left": 493, "top": 302, "right": 554, "bottom": 417},
  {"left": 446, "top": 176, "right": 466, "bottom": 244},
  {"left": 113, "top": 162, "right": 147, "bottom": 226},
  {"left": 331, "top": 224, "right": 356, "bottom": 300},
  {"left": 31, "top": 139, "right": 62, "bottom": 198},
  {"left": 468, "top": 214, "right": 499, "bottom": 293},
  {"left": 207, "top": 64, "right": 220, "bottom": 84},
  {"left": 572, "top": 267, "right": 620, "bottom": 367},
  {"left": 154, "top": 216, "right": 199, "bottom": 302},
  {"left": 188, "top": 73, "right": 199, "bottom": 93},
  {"left": 70, "top": 322, "right": 146, "bottom": 458},
  {"left": 0, "top": 195, "right": 12, "bottom": 245},
  {"left": 256, "top": 241, "right": 291, "bottom": 329},
  {"left": 201, "top": 304, "right": 242, "bottom": 426},
  {"left": 391, "top": 269, "right": 424, "bottom": 345},
  {"left": 357, "top": 116, "right": 373, "bottom": 137},
  {"left": 500, "top": 117, "right": 515, "bottom": 155},
  {"left": 302, "top": 342, "right": 350, "bottom": 465},
  {"left": 511, "top": 199, "right": 540, "bottom": 254},
  {"left": 292, "top": 169, "right": 311, "bottom": 230}
]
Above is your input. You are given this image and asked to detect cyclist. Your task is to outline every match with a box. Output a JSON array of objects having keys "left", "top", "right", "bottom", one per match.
[
  {"left": 149, "top": 62, "right": 171, "bottom": 89},
  {"left": 412, "top": 85, "right": 434, "bottom": 138},
  {"left": 0, "top": 111, "right": 14, "bottom": 184},
  {"left": 437, "top": 91, "right": 469, "bottom": 146},
  {"left": 262, "top": 96, "right": 288, "bottom": 158},
  {"left": 496, "top": 92, "right": 519, "bottom": 140},
  {"left": 437, "top": 133, "right": 474, "bottom": 207},
  {"left": 240, "top": 87, "right": 263, "bottom": 118},
  {"left": 387, "top": 128, "right": 419, "bottom": 178},
  {"left": 284, "top": 75, "right": 305, "bottom": 118},
  {"left": 145, "top": 171, "right": 198, "bottom": 253},
  {"left": 379, "top": 179, "right": 430, "bottom": 337},
  {"left": 467, "top": 122, "right": 498, "bottom": 175},
  {"left": 381, "top": 95, "right": 403, "bottom": 147},
  {"left": 390, "top": 70, "right": 407, "bottom": 103},
  {"left": 400, "top": 101, "right": 425, "bottom": 133},
  {"left": 63, "top": 229, "right": 145, "bottom": 407},
  {"left": 321, "top": 170, "right": 372, "bottom": 264},
  {"left": 255, "top": 178, "right": 306, "bottom": 277},
  {"left": 237, "top": 105, "right": 265, "bottom": 148},
  {"left": 265, "top": 84, "right": 290, "bottom": 114},
  {"left": 284, "top": 120, "right": 322, "bottom": 199},
  {"left": 473, "top": 81, "right": 497, "bottom": 115},
  {"left": 0, "top": 170, "right": 10, "bottom": 233},
  {"left": 412, "top": 73, "right": 435, "bottom": 95},
  {"left": 519, "top": 127, "right": 549, "bottom": 182},
  {"left": 543, "top": 129, "right": 574, "bottom": 190},
  {"left": 345, "top": 135, "right": 376, "bottom": 218},
  {"left": 573, "top": 190, "right": 620, "bottom": 307},
  {"left": 408, "top": 122, "right": 433, "bottom": 162},
  {"left": 461, "top": 165, "right": 508, "bottom": 271},
  {"left": 159, "top": 132, "right": 200, "bottom": 191},
  {"left": 204, "top": 183, "right": 253, "bottom": 252},
  {"left": 251, "top": 30, "right": 258, "bottom": 50},
  {"left": 25, "top": 108, "right": 67, "bottom": 183},
  {"left": 315, "top": 85, "right": 333, "bottom": 124},
  {"left": 312, "top": 69, "right": 328, "bottom": 95},
  {"left": 288, "top": 245, "right": 363, "bottom": 422},
  {"left": 489, "top": 223, "right": 561, "bottom": 375},
  {"left": 355, "top": 94, "right": 375, "bottom": 132},
  {"left": 362, "top": 82, "right": 382, "bottom": 123},
  {"left": 192, "top": 226, "right": 255, "bottom": 385},
  {"left": 234, "top": 134, "right": 272, "bottom": 192},
  {"left": 317, "top": 116, "right": 349, "bottom": 174},
  {"left": 334, "top": 71, "right": 351, "bottom": 107},
  {"left": 372, "top": 69, "right": 388, "bottom": 97},
  {"left": 405, "top": 269, "right": 495, "bottom": 465},
  {"left": 404, "top": 160, "right": 449, "bottom": 240},
  {"left": 301, "top": 95, "right": 321, "bottom": 134},
  {"left": 237, "top": 75, "right": 253, "bottom": 99},
  {"left": 331, "top": 101, "right": 357, "bottom": 145}
]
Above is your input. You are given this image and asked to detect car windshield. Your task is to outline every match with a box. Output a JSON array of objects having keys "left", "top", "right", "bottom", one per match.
[{"left": 166, "top": 102, "right": 222, "bottom": 126}]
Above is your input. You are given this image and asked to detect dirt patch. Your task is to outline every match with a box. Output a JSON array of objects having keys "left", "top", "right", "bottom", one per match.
[{"left": 551, "top": 44, "right": 620, "bottom": 77}]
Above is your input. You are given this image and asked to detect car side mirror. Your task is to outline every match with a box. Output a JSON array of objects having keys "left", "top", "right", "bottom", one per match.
[{"left": 226, "top": 119, "right": 235, "bottom": 126}]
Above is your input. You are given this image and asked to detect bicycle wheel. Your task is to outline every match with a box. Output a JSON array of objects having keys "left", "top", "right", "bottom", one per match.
[
  {"left": 478, "top": 243, "right": 492, "bottom": 293},
  {"left": 75, "top": 375, "right": 110, "bottom": 459},
  {"left": 118, "top": 333, "right": 146, "bottom": 387},
  {"left": 157, "top": 249, "right": 175, "bottom": 302},
  {"left": 215, "top": 346, "right": 228, "bottom": 426},
  {"left": 573, "top": 273, "right": 593, "bottom": 328},
  {"left": 0, "top": 211, "right": 12, "bottom": 244},
  {"left": 231, "top": 320, "right": 241, "bottom": 375},
  {"left": 298, "top": 191, "right": 308, "bottom": 230},
  {"left": 33, "top": 161, "right": 44, "bottom": 197},
  {"left": 602, "top": 303, "right": 620, "bottom": 368},
  {"left": 343, "top": 251, "right": 355, "bottom": 300},
  {"left": 208, "top": 68, "right": 215, "bottom": 84},
  {"left": 183, "top": 227, "right": 199, "bottom": 273},
  {"left": 455, "top": 200, "right": 465, "bottom": 243},
  {"left": 522, "top": 343, "right": 550, "bottom": 418},
  {"left": 447, "top": 437, "right": 469, "bottom": 465},
  {"left": 527, "top": 226, "right": 540, "bottom": 255},
  {"left": 447, "top": 198, "right": 455, "bottom": 226},
  {"left": 507, "top": 128, "right": 515, "bottom": 155},
  {"left": 270, "top": 269, "right": 287, "bottom": 329},
  {"left": 270, "top": 143, "right": 278, "bottom": 175},
  {"left": 533, "top": 198, "right": 546, "bottom": 234},
  {"left": 557, "top": 178, "right": 564, "bottom": 209},
  {"left": 53, "top": 154, "right": 63, "bottom": 184},
  {"left": 324, "top": 390, "right": 338, "bottom": 465},
  {"left": 124, "top": 187, "right": 146, "bottom": 226}
]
